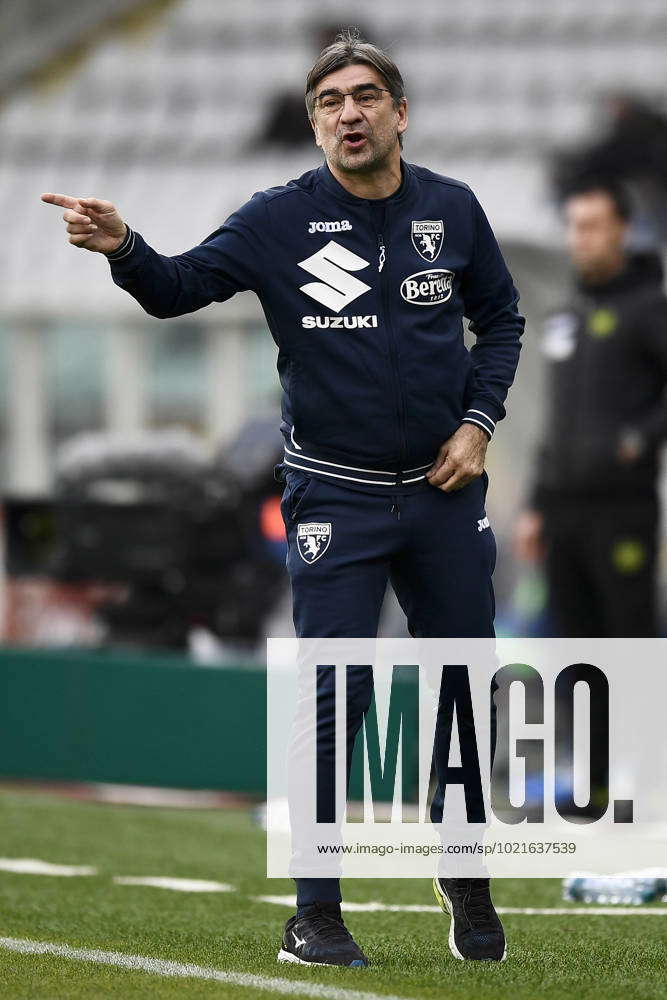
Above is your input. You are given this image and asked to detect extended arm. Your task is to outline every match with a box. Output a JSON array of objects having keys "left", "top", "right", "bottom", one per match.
[{"left": 41, "top": 191, "right": 264, "bottom": 319}]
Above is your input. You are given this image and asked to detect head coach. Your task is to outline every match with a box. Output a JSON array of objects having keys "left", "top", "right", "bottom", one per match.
[{"left": 42, "top": 27, "right": 524, "bottom": 967}]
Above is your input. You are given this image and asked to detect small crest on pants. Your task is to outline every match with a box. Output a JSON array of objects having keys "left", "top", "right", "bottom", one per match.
[{"left": 297, "top": 522, "right": 331, "bottom": 563}]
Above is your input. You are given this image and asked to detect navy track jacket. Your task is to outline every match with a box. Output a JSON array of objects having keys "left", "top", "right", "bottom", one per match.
[{"left": 106, "top": 159, "right": 524, "bottom": 491}]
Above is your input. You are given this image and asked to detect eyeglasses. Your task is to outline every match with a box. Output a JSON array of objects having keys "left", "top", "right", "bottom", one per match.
[{"left": 313, "top": 86, "right": 391, "bottom": 115}]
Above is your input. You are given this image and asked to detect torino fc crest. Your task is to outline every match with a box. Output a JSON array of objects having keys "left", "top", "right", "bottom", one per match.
[
  {"left": 411, "top": 220, "right": 444, "bottom": 262},
  {"left": 297, "top": 522, "right": 332, "bottom": 563}
]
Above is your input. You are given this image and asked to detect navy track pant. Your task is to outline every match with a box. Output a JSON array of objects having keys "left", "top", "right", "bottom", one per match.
[{"left": 278, "top": 467, "right": 497, "bottom": 905}]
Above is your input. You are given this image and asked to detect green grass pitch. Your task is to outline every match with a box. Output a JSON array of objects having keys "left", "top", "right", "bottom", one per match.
[{"left": 0, "top": 789, "right": 665, "bottom": 999}]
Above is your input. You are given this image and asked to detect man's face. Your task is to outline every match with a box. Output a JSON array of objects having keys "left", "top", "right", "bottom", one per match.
[
  {"left": 565, "top": 192, "right": 628, "bottom": 278},
  {"left": 310, "top": 63, "right": 407, "bottom": 174}
]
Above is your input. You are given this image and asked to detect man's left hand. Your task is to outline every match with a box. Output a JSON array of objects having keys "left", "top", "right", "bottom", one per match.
[{"left": 426, "top": 423, "right": 489, "bottom": 492}]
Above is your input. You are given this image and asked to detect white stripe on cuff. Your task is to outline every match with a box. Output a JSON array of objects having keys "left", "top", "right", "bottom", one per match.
[
  {"left": 105, "top": 228, "right": 135, "bottom": 261},
  {"left": 466, "top": 408, "right": 496, "bottom": 430}
]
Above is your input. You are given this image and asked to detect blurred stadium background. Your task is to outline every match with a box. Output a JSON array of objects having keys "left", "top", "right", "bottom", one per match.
[{"left": 0, "top": 0, "right": 666, "bottom": 791}]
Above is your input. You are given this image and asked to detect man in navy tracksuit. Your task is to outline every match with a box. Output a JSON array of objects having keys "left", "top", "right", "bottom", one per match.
[{"left": 42, "top": 29, "right": 523, "bottom": 967}]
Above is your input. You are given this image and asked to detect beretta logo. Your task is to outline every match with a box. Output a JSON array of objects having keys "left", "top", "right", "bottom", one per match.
[{"left": 400, "top": 269, "right": 454, "bottom": 306}]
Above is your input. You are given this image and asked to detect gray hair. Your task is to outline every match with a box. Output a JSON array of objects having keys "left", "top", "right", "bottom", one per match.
[{"left": 305, "top": 27, "right": 406, "bottom": 144}]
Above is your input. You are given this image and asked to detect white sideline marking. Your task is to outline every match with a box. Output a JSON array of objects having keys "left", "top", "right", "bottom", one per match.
[
  {"left": 258, "top": 896, "right": 438, "bottom": 913},
  {"left": 0, "top": 937, "right": 413, "bottom": 1000},
  {"left": 0, "top": 861, "right": 232, "bottom": 892},
  {"left": 255, "top": 895, "right": 667, "bottom": 916},
  {"left": 0, "top": 858, "right": 96, "bottom": 877},
  {"left": 113, "top": 876, "right": 234, "bottom": 893}
]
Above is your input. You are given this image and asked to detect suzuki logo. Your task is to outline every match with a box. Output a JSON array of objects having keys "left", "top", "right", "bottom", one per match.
[{"left": 298, "top": 241, "right": 371, "bottom": 313}]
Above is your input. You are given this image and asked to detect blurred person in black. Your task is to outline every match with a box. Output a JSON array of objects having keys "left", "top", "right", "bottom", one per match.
[
  {"left": 514, "top": 180, "right": 667, "bottom": 636},
  {"left": 555, "top": 93, "right": 667, "bottom": 245}
]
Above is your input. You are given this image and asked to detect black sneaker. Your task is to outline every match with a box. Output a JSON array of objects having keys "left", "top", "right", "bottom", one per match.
[
  {"left": 277, "top": 902, "right": 369, "bottom": 967},
  {"left": 433, "top": 877, "right": 507, "bottom": 961}
]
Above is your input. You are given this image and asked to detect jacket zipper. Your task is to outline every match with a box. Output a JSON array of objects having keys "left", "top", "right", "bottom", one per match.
[{"left": 377, "top": 228, "right": 409, "bottom": 479}]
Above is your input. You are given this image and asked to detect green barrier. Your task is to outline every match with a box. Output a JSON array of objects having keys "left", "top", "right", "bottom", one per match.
[
  {"left": 0, "top": 647, "right": 266, "bottom": 793},
  {"left": 0, "top": 648, "right": 418, "bottom": 799}
]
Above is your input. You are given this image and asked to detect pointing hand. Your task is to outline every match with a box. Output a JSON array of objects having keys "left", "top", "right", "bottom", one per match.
[{"left": 40, "top": 192, "right": 127, "bottom": 254}]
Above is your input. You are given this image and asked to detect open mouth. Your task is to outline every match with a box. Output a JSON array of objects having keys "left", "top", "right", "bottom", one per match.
[{"left": 341, "top": 131, "right": 368, "bottom": 149}]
